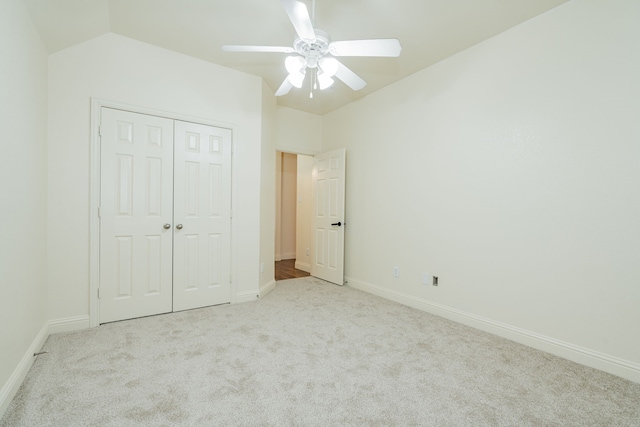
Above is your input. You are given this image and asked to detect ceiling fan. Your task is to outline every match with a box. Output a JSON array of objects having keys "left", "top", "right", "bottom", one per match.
[{"left": 222, "top": 0, "right": 402, "bottom": 97}]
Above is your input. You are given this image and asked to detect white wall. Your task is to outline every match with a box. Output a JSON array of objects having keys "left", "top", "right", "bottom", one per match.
[
  {"left": 47, "top": 33, "right": 265, "bottom": 321},
  {"left": 279, "top": 153, "right": 298, "bottom": 260},
  {"left": 276, "top": 106, "right": 322, "bottom": 155},
  {"left": 295, "top": 155, "right": 314, "bottom": 272},
  {"left": 323, "top": 0, "right": 640, "bottom": 382},
  {"left": 275, "top": 153, "right": 283, "bottom": 262},
  {"left": 274, "top": 151, "right": 298, "bottom": 261},
  {"left": 0, "top": 0, "right": 48, "bottom": 414},
  {"left": 260, "top": 82, "right": 276, "bottom": 292}
]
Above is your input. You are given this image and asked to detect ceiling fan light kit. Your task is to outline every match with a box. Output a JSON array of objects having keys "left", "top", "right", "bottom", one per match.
[
  {"left": 222, "top": 0, "right": 401, "bottom": 98},
  {"left": 285, "top": 56, "right": 306, "bottom": 88}
]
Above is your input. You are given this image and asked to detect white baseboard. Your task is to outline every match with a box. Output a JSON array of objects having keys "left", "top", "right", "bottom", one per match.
[
  {"left": 294, "top": 261, "right": 311, "bottom": 272},
  {"left": 48, "top": 315, "right": 90, "bottom": 335},
  {"left": 346, "top": 277, "right": 640, "bottom": 384},
  {"left": 0, "top": 315, "right": 93, "bottom": 418},
  {"left": 234, "top": 290, "right": 260, "bottom": 304},
  {"left": 259, "top": 280, "right": 276, "bottom": 298},
  {"left": 280, "top": 252, "right": 296, "bottom": 260},
  {"left": 0, "top": 322, "right": 49, "bottom": 417}
]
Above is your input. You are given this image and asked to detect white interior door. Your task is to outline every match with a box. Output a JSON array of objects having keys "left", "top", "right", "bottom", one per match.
[
  {"left": 99, "top": 108, "right": 174, "bottom": 323},
  {"left": 311, "top": 148, "right": 346, "bottom": 285},
  {"left": 172, "top": 121, "right": 232, "bottom": 311}
]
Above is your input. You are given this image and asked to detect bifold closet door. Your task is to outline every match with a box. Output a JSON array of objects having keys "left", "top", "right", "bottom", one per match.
[
  {"left": 99, "top": 108, "right": 174, "bottom": 323},
  {"left": 172, "top": 121, "right": 232, "bottom": 311}
]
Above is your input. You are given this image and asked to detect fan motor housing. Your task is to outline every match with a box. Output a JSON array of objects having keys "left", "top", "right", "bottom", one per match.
[{"left": 294, "top": 29, "right": 330, "bottom": 68}]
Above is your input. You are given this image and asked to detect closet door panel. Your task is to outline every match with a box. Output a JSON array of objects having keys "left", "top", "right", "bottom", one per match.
[
  {"left": 173, "top": 121, "right": 232, "bottom": 311},
  {"left": 99, "top": 108, "right": 174, "bottom": 323}
]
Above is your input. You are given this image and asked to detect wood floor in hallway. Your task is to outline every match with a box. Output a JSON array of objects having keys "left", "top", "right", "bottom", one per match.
[{"left": 275, "top": 259, "right": 310, "bottom": 281}]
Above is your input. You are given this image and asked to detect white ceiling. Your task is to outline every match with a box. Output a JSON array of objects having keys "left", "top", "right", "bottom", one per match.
[{"left": 24, "top": 0, "right": 569, "bottom": 115}]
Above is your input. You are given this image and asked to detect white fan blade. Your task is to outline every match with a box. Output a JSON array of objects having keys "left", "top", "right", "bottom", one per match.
[
  {"left": 281, "top": 0, "right": 316, "bottom": 43},
  {"left": 329, "top": 39, "right": 402, "bottom": 57},
  {"left": 334, "top": 60, "right": 367, "bottom": 91},
  {"left": 275, "top": 78, "right": 294, "bottom": 96},
  {"left": 222, "top": 45, "right": 295, "bottom": 53}
]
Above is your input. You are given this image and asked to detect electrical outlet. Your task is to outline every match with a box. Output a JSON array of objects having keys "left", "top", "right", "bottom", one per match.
[
  {"left": 424, "top": 272, "right": 439, "bottom": 286},
  {"left": 306, "top": 248, "right": 310, "bottom": 256},
  {"left": 422, "top": 273, "right": 430, "bottom": 285},
  {"left": 393, "top": 267, "right": 400, "bottom": 278},
  {"left": 260, "top": 262, "right": 264, "bottom": 273}
]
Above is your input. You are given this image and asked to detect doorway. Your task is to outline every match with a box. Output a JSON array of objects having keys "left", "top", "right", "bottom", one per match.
[{"left": 275, "top": 151, "right": 314, "bottom": 281}]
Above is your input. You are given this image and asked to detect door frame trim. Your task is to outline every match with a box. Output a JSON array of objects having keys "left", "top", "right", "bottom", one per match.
[{"left": 89, "top": 98, "right": 236, "bottom": 327}]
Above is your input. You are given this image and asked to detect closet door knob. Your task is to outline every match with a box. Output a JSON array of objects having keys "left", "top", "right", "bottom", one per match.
[
  {"left": 176, "top": 224, "right": 183, "bottom": 230},
  {"left": 163, "top": 224, "right": 171, "bottom": 230}
]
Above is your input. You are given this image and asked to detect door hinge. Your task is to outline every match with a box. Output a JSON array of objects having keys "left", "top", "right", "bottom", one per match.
[
  {"left": 98, "top": 206, "right": 101, "bottom": 218},
  {"left": 98, "top": 125, "right": 102, "bottom": 137},
  {"left": 97, "top": 288, "right": 100, "bottom": 299}
]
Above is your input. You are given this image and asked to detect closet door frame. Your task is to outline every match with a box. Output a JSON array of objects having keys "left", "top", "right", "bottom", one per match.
[{"left": 89, "top": 98, "right": 236, "bottom": 327}]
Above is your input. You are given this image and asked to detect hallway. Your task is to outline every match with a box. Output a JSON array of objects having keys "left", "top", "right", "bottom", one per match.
[{"left": 275, "top": 259, "right": 310, "bottom": 281}]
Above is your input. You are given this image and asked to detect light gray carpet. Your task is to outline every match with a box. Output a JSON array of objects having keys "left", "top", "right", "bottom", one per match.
[{"left": 2, "top": 277, "right": 640, "bottom": 426}]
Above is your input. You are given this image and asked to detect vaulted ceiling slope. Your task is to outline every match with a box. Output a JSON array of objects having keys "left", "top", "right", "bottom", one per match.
[{"left": 24, "top": 0, "right": 568, "bottom": 115}]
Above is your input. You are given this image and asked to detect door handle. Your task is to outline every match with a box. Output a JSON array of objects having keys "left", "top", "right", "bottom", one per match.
[
  {"left": 331, "top": 221, "right": 342, "bottom": 227},
  {"left": 176, "top": 224, "right": 183, "bottom": 230},
  {"left": 163, "top": 224, "right": 171, "bottom": 230}
]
